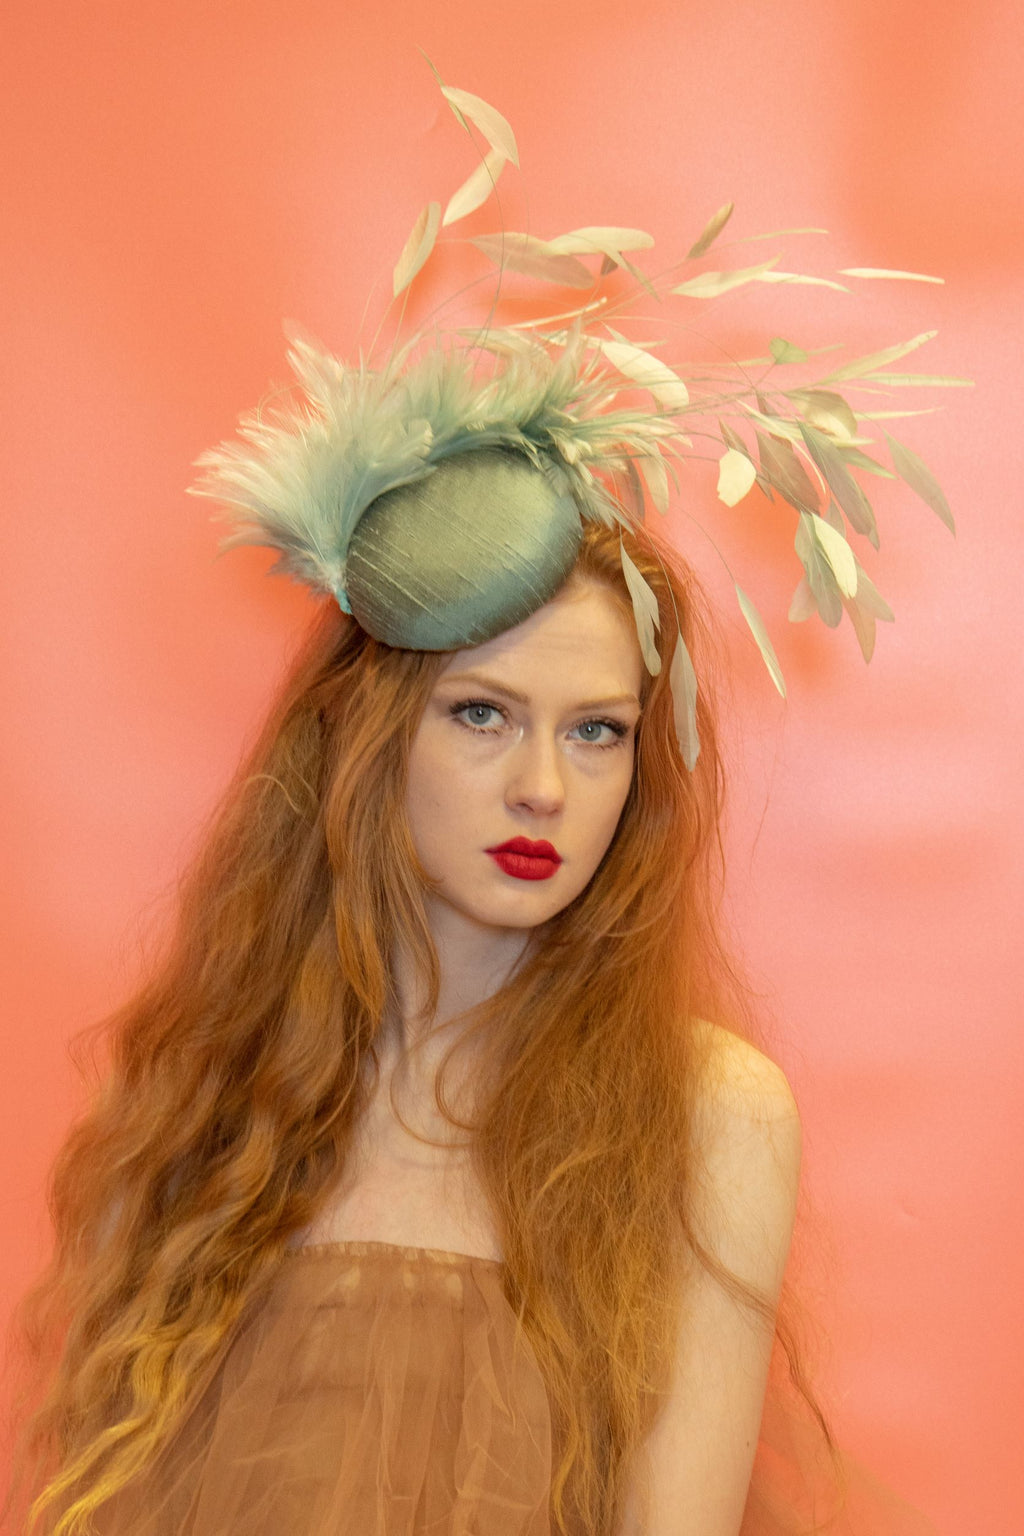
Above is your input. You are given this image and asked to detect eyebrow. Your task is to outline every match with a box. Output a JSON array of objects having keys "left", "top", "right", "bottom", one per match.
[{"left": 440, "top": 670, "right": 641, "bottom": 711}]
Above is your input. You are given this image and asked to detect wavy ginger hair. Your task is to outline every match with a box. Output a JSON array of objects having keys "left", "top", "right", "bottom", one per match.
[{"left": 12, "top": 515, "right": 796, "bottom": 1536}]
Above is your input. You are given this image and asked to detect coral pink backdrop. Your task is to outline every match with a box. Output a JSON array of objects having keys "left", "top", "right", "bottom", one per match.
[{"left": 2, "top": 4, "right": 1021, "bottom": 1533}]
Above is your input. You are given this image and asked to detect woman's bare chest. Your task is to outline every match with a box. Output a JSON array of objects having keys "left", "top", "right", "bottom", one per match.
[{"left": 303, "top": 1065, "right": 503, "bottom": 1261}]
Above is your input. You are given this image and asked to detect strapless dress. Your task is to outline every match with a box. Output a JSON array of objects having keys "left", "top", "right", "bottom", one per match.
[{"left": 94, "top": 1238, "right": 935, "bottom": 1535}]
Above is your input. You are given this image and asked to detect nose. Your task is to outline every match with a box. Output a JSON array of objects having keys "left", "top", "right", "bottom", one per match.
[{"left": 505, "top": 731, "right": 566, "bottom": 816}]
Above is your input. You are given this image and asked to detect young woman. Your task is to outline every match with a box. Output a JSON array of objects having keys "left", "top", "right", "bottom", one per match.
[
  {"left": 15, "top": 496, "right": 803, "bottom": 1535},
  {"left": 10, "top": 81, "right": 954, "bottom": 1536}
]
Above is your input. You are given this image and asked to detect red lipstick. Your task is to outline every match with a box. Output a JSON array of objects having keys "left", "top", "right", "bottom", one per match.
[{"left": 486, "top": 836, "right": 562, "bottom": 881}]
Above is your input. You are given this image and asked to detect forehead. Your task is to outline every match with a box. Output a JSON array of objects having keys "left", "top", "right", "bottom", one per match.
[{"left": 438, "top": 580, "right": 643, "bottom": 698}]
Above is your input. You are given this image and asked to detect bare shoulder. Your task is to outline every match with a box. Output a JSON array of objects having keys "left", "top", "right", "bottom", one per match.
[
  {"left": 614, "top": 1027, "right": 804, "bottom": 1532},
  {"left": 689, "top": 1021, "right": 801, "bottom": 1292},
  {"left": 693, "top": 1018, "right": 800, "bottom": 1134}
]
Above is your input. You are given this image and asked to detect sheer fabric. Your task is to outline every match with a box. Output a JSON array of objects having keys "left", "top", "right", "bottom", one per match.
[
  {"left": 94, "top": 1239, "right": 934, "bottom": 1536},
  {"left": 96, "top": 1242, "right": 553, "bottom": 1536}
]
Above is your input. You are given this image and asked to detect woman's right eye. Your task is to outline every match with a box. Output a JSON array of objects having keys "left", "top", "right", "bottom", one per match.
[{"left": 449, "top": 700, "right": 506, "bottom": 731}]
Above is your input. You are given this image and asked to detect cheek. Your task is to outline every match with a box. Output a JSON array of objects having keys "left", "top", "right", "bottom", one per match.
[
  {"left": 405, "top": 742, "right": 439, "bottom": 845},
  {"left": 405, "top": 732, "right": 479, "bottom": 844},
  {"left": 581, "top": 755, "right": 635, "bottom": 848}
]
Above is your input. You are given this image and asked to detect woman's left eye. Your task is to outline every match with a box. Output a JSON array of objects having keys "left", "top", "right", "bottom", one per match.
[{"left": 570, "top": 719, "right": 628, "bottom": 747}]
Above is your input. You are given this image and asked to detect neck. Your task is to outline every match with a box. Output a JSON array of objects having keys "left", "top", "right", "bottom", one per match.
[{"left": 386, "top": 900, "right": 533, "bottom": 1066}]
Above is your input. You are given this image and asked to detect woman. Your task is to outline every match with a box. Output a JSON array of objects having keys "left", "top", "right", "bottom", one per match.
[
  {"left": 11, "top": 81, "right": 952, "bottom": 1536},
  {"left": 15, "top": 496, "right": 804, "bottom": 1533}
]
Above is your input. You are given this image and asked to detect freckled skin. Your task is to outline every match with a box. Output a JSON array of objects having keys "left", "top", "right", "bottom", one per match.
[{"left": 405, "top": 580, "right": 644, "bottom": 946}]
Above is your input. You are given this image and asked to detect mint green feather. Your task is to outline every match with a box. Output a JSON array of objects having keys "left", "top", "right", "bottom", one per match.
[{"left": 190, "top": 327, "right": 681, "bottom": 610}]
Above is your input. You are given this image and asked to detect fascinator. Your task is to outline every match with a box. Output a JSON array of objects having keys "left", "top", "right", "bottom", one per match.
[{"left": 191, "top": 71, "right": 967, "bottom": 769}]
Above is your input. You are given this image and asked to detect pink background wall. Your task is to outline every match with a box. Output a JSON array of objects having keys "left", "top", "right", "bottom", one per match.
[{"left": 2, "top": 3, "right": 1021, "bottom": 1532}]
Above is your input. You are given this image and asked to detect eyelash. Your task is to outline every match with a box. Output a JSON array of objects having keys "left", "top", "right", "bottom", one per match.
[{"left": 448, "top": 699, "right": 630, "bottom": 749}]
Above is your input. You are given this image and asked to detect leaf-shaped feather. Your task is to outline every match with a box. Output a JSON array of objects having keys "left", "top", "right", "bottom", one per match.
[
  {"left": 788, "top": 575, "right": 817, "bottom": 623},
  {"left": 472, "top": 233, "right": 593, "bottom": 287},
  {"left": 770, "top": 337, "right": 808, "bottom": 365},
  {"left": 619, "top": 536, "right": 662, "bottom": 676},
  {"left": 597, "top": 339, "right": 689, "bottom": 411},
  {"left": 686, "top": 202, "right": 734, "bottom": 260},
  {"left": 736, "top": 227, "right": 829, "bottom": 242},
  {"left": 807, "top": 512, "right": 857, "bottom": 596},
  {"left": 858, "top": 407, "right": 939, "bottom": 421},
  {"left": 791, "top": 388, "right": 859, "bottom": 442},
  {"left": 858, "top": 372, "right": 973, "bottom": 388},
  {"left": 616, "top": 252, "right": 660, "bottom": 300},
  {"left": 638, "top": 448, "right": 671, "bottom": 514},
  {"left": 836, "top": 445, "right": 896, "bottom": 478},
  {"left": 619, "top": 455, "right": 647, "bottom": 522},
  {"left": 441, "top": 86, "right": 520, "bottom": 166},
  {"left": 741, "top": 343, "right": 846, "bottom": 369},
  {"left": 442, "top": 148, "right": 507, "bottom": 227},
  {"left": 885, "top": 433, "right": 956, "bottom": 533},
  {"left": 756, "top": 431, "right": 818, "bottom": 512},
  {"left": 547, "top": 227, "right": 655, "bottom": 258},
  {"left": 794, "top": 516, "right": 843, "bottom": 628},
  {"left": 719, "top": 419, "right": 750, "bottom": 456},
  {"left": 736, "top": 584, "right": 786, "bottom": 697},
  {"left": 738, "top": 405, "right": 804, "bottom": 444},
  {"left": 717, "top": 447, "right": 757, "bottom": 506},
  {"left": 669, "top": 628, "right": 700, "bottom": 771},
  {"left": 840, "top": 267, "right": 943, "bottom": 282},
  {"left": 799, "top": 423, "right": 878, "bottom": 546},
  {"left": 822, "top": 500, "right": 846, "bottom": 536},
  {"left": 755, "top": 271, "right": 849, "bottom": 292},
  {"left": 821, "top": 331, "right": 937, "bottom": 384},
  {"left": 719, "top": 420, "right": 771, "bottom": 495},
  {"left": 841, "top": 561, "right": 893, "bottom": 662},
  {"left": 672, "top": 257, "right": 781, "bottom": 298},
  {"left": 852, "top": 560, "right": 895, "bottom": 621},
  {"left": 843, "top": 595, "right": 876, "bottom": 661},
  {"left": 394, "top": 203, "right": 441, "bottom": 296}
]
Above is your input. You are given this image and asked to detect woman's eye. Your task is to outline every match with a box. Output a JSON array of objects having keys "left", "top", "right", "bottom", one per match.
[
  {"left": 451, "top": 701, "right": 505, "bottom": 731},
  {"left": 572, "top": 719, "right": 629, "bottom": 747}
]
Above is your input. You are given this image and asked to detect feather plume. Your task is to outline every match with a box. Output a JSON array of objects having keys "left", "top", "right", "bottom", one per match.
[
  {"left": 192, "top": 69, "right": 968, "bottom": 766},
  {"left": 191, "top": 328, "right": 692, "bottom": 611}
]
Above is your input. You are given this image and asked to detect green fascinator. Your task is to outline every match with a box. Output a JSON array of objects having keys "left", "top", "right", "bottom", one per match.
[
  {"left": 192, "top": 329, "right": 676, "bottom": 651},
  {"left": 191, "top": 74, "right": 967, "bottom": 770}
]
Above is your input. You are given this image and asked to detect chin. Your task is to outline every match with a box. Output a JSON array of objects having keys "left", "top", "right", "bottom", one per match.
[{"left": 463, "top": 894, "right": 568, "bottom": 933}]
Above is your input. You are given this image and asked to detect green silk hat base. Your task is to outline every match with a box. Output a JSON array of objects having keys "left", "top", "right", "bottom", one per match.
[{"left": 344, "top": 449, "right": 585, "bottom": 651}]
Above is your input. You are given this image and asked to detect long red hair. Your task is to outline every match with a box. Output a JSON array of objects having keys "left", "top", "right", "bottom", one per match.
[{"left": 11, "top": 516, "right": 821, "bottom": 1535}]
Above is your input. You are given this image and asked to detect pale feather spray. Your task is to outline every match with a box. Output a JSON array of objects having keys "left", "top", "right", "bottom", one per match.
[{"left": 191, "top": 68, "right": 969, "bottom": 770}]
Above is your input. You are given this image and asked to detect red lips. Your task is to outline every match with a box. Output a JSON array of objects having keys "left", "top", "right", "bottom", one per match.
[
  {"left": 486, "top": 837, "right": 562, "bottom": 881},
  {"left": 487, "top": 837, "right": 562, "bottom": 861}
]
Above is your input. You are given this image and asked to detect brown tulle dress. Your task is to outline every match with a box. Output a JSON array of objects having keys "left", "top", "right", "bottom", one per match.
[
  {"left": 96, "top": 1240, "right": 555, "bottom": 1535},
  {"left": 94, "top": 1238, "right": 936, "bottom": 1536}
]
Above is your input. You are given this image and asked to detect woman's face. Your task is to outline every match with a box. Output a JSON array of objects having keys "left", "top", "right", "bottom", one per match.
[{"left": 406, "top": 578, "right": 644, "bottom": 943}]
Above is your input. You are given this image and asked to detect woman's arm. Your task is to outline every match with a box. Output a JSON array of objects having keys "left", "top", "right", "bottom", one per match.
[{"left": 616, "top": 1026, "right": 802, "bottom": 1536}]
